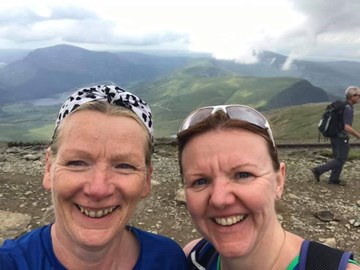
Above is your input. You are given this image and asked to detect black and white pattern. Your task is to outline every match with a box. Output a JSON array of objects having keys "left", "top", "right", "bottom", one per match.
[{"left": 55, "top": 84, "right": 153, "bottom": 137}]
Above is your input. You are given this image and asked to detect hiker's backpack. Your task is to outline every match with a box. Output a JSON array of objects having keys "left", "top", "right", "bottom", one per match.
[
  {"left": 188, "top": 238, "right": 354, "bottom": 270},
  {"left": 318, "top": 100, "right": 347, "bottom": 138}
]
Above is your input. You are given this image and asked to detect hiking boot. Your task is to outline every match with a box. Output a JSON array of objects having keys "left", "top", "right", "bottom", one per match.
[
  {"left": 328, "top": 180, "right": 346, "bottom": 186},
  {"left": 310, "top": 168, "right": 321, "bottom": 182}
]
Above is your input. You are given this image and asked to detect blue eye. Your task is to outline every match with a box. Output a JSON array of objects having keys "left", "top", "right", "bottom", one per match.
[
  {"left": 240, "top": 172, "right": 250, "bottom": 178},
  {"left": 235, "top": 172, "right": 251, "bottom": 179},
  {"left": 66, "top": 160, "right": 87, "bottom": 167},
  {"left": 194, "top": 178, "right": 209, "bottom": 186},
  {"left": 115, "top": 163, "right": 135, "bottom": 170}
]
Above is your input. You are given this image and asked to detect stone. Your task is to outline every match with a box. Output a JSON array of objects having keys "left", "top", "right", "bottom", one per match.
[{"left": 0, "top": 210, "right": 31, "bottom": 245}]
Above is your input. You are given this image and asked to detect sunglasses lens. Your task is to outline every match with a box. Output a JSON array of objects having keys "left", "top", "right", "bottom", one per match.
[
  {"left": 179, "top": 105, "right": 275, "bottom": 147},
  {"left": 181, "top": 107, "right": 213, "bottom": 130},
  {"left": 226, "top": 106, "right": 267, "bottom": 127}
]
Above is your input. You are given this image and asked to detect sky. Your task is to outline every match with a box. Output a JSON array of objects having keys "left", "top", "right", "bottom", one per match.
[{"left": 0, "top": 0, "right": 359, "bottom": 63}]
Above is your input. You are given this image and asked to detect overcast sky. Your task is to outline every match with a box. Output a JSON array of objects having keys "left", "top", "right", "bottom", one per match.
[{"left": 0, "top": 0, "right": 359, "bottom": 62}]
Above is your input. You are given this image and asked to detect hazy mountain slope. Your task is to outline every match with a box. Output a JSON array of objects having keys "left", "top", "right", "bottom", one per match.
[
  {"left": 0, "top": 49, "right": 30, "bottom": 64},
  {"left": 215, "top": 51, "right": 360, "bottom": 97},
  {"left": 0, "top": 45, "right": 359, "bottom": 104},
  {"left": 0, "top": 45, "right": 192, "bottom": 104}
]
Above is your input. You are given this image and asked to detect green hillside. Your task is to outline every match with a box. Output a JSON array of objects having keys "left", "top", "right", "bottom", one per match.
[
  {"left": 0, "top": 59, "right": 336, "bottom": 142},
  {"left": 266, "top": 102, "right": 360, "bottom": 143},
  {"left": 0, "top": 102, "right": 57, "bottom": 142},
  {"left": 134, "top": 60, "right": 327, "bottom": 137},
  {"left": 1, "top": 101, "right": 359, "bottom": 143}
]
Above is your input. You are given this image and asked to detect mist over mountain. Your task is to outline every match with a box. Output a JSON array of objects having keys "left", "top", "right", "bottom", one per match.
[{"left": 215, "top": 50, "right": 360, "bottom": 98}]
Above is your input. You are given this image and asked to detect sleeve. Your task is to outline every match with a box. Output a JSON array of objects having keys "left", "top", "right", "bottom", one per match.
[{"left": 343, "top": 105, "right": 353, "bottom": 126}]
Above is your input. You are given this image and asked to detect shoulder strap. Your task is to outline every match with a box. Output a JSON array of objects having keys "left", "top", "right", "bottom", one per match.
[
  {"left": 188, "top": 238, "right": 217, "bottom": 270},
  {"left": 299, "top": 239, "right": 353, "bottom": 270}
]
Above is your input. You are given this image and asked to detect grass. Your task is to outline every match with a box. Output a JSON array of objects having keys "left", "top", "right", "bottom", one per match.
[
  {"left": 317, "top": 148, "right": 360, "bottom": 160},
  {"left": 2, "top": 101, "right": 360, "bottom": 142}
]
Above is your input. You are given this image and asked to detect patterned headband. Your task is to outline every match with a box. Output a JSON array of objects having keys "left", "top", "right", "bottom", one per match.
[{"left": 54, "top": 84, "right": 153, "bottom": 138}]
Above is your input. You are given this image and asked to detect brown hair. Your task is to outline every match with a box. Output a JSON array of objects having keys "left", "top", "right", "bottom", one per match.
[{"left": 177, "top": 110, "right": 280, "bottom": 176}]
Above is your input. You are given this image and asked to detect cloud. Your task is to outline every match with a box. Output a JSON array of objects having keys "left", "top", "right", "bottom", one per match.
[
  {"left": 0, "top": 5, "right": 189, "bottom": 48},
  {"left": 0, "top": 0, "right": 359, "bottom": 62},
  {"left": 289, "top": 0, "right": 360, "bottom": 33},
  {"left": 276, "top": 0, "right": 360, "bottom": 65}
]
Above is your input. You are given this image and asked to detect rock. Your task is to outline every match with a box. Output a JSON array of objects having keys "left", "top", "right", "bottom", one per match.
[
  {"left": 321, "top": 238, "right": 337, "bottom": 248},
  {"left": 1, "top": 143, "right": 360, "bottom": 256},
  {"left": 23, "top": 154, "right": 40, "bottom": 161},
  {"left": 314, "top": 210, "right": 334, "bottom": 222},
  {"left": 0, "top": 210, "right": 31, "bottom": 245},
  {"left": 174, "top": 188, "right": 186, "bottom": 203}
]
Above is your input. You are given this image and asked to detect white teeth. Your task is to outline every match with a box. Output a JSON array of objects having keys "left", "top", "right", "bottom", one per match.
[
  {"left": 78, "top": 206, "right": 116, "bottom": 218},
  {"left": 215, "top": 215, "right": 245, "bottom": 226}
]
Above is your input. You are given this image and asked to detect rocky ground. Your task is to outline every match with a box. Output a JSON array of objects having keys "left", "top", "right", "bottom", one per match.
[{"left": 0, "top": 140, "right": 360, "bottom": 258}]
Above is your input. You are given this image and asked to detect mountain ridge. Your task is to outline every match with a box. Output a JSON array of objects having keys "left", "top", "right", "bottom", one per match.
[{"left": 0, "top": 44, "right": 359, "bottom": 140}]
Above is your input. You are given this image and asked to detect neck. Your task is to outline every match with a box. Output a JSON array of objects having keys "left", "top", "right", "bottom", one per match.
[
  {"left": 51, "top": 224, "right": 139, "bottom": 270},
  {"left": 269, "top": 229, "right": 286, "bottom": 270},
  {"left": 220, "top": 223, "right": 288, "bottom": 270}
]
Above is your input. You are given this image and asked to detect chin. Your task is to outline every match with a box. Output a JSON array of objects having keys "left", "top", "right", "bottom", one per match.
[
  {"left": 73, "top": 229, "right": 117, "bottom": 248},
  {"left": 215, "top": 241, "right": 251, "bottom": 259}
]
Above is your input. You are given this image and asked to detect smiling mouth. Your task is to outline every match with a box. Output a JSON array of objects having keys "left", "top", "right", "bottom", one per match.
[
  {"left": 214, "top": 215, "right": 246, "bottom": 226},
  {"left": 77, "top": 205, "right": 118, "bottom": 218}
]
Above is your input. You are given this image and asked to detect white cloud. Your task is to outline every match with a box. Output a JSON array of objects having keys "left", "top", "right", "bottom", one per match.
[{"left": 0, "top": 0, "right": 359, "bottom": 62}]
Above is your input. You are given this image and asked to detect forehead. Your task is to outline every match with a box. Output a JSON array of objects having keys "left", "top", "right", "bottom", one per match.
[
  {"left": 184, "top": 129, "right": 269, "bottom": 156},
  {"left": 58, "top": 110, "right": 147, "bottom": 149}
]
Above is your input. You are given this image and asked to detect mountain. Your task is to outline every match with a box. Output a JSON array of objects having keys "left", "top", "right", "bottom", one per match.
[
  {"left": 1, "top": 45, "right": 360, "bottom": 105},
  {"left": 130, "top": 59, "right": 328, "bottom": 136},
  {"left": 0, "top": 49, "right": 30, "bottom": 64},
  {"left": 0, "top": 44, "right": 193, "bottom": 104},
  {"left": 214, "top": 51, "right": 360, "bottom": 98},
  {"left": 0, "top": 57, "right": 329, "bottom": 140},
  {"left": 0, "top": 44, "right": 360, "bottom": 141}
]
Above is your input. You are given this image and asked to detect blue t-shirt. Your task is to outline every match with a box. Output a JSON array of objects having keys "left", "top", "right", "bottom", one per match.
[
  {"left": 0, "top": 224, "right": 187, "bottom": 270},
  {"left": 343, "top": 102, "right": 354, "bottom": 126}
]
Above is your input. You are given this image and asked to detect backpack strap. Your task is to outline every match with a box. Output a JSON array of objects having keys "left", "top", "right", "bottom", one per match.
[
  {"left": 188, "top": 238, "right": 218, "bottom": 270},
  {"left": 299, "top": 239, "right": 354, "bottom": 270}
]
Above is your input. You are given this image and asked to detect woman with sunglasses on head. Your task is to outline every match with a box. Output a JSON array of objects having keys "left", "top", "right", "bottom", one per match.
[
  {"left": 177, "top": 105, "right": 359, "bottom": 270},
  {"left": 0, "top": 84, "right": 187, "bottom": 270}
]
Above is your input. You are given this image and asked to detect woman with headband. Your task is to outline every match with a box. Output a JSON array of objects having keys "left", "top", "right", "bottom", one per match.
[
  {"left": 0, "top": 84, "right": 187, "bottom": 269},
  {"left": 176, "top": 105, "right": 359, "bottom": 270}
]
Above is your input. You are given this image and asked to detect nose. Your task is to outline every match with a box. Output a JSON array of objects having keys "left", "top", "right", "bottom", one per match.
[
  {"left": 84, "top": 165, "right": 115, "bottom": 200},
  {"left": 209, "top": 178, "right": 236, "bottom": 209}
]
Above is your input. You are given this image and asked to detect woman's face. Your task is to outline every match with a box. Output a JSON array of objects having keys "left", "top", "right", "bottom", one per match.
[
  {"left": 43, "top": 110, "right": 152, "bottom": 249},
  {"left": 181, "top": 128, "right": 285, "bottom": 258}
]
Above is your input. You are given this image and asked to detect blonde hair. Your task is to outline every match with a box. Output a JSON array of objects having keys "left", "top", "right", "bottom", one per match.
[{"left": 50, "top": 101, "right": 153, "bottom": 166}]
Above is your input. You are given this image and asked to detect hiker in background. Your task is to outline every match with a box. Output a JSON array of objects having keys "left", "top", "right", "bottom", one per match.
[
  {"left": 0, "top": 84, "right": 187, "bottom": 269},
  {"left": 177, "top": 104, "right": 359, "bottom": 270},
  {"left": 312, "top": 86, "right": 360, "bottom": 186}
]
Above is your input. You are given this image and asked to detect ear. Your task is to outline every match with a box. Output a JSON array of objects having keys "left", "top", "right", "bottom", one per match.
[
  {"left": 141, "top": 163, "right": 153, "bottom": 198},
  {"left": 275, "top": 162, "right": 286, "bottom": 200},
  {"left": 43, "top": 147, "right": 53, "bottom": 190}
]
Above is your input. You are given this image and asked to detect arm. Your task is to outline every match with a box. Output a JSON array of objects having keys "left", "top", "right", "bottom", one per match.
[{"left": 344, "top": 124, "right": 360, "bottom": 139}]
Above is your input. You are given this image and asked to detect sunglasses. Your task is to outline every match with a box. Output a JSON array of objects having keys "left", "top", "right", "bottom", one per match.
[{"left": 179, "top": 104, "right": 275, "bottom": 147}]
